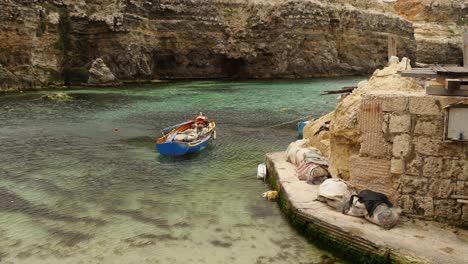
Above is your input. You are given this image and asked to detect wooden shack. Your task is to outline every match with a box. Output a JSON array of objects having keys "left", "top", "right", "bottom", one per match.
[{"left": 401, "top": 66, "right": 468, "bottom": 97}]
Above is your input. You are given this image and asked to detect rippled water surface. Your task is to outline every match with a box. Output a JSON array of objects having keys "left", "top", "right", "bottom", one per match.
[{"left": 0, "top": 78, "right": 361, "bottom": 263}]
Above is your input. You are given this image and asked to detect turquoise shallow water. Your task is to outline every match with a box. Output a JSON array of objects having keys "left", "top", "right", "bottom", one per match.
[{"left": 0, "top": 78, "right": 362, "bottom": 264}]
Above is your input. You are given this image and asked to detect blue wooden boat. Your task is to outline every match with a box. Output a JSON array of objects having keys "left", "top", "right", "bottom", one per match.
[{"left": 156, "top": 115, "right": 216, "bottom": 157}]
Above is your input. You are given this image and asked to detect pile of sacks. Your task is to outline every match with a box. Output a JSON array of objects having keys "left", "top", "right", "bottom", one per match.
[
  {"left": 173, "top": 129, "right": 200, "bottom": 142},
  {"left": 286, "top": 140, "right": 330, "bottom": 185},
  {"left": 173, "top": 127, "right": 210, "bottom": 142},
  {"left": 318, "top": 179, "right": 401, "bottom": 229}
]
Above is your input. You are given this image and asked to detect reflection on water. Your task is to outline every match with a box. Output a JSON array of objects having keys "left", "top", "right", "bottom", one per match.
[{"left": 0, "top": 78, "right": 361, "bottom": 263}]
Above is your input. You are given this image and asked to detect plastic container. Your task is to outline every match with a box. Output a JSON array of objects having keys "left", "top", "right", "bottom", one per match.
[{"left": 297, "top": 121, "right": 310, "bottom": 139}]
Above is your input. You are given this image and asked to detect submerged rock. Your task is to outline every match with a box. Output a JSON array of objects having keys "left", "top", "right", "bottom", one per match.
[
  {"left": 0, "top": 187, "right": 105, "bottom": 225},
  {"left": 87, "top": 58, "right": 122, "bottom": 86},
  {"left": 41, "top": 92, "right": 73, "bottom": 100}
]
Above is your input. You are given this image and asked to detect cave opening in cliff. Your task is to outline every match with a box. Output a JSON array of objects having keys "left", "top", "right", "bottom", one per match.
[{"left": 222, "top": 58, "right": 247, "bottom": 79}]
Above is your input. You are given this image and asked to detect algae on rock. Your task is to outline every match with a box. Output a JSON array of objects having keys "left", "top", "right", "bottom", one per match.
[{"left": 41, "top": 92, "right": 73, "bottom": 100}]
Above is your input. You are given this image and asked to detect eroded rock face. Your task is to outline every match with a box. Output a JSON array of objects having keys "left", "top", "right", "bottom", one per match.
[
  {"left": 392, "top": 0, "right": 465, "bottom": 65},
  {"left": 0, "top": 0, "right": 463, "bottom": 90},
  {"left": 0, "top": 0, "right": 418, "bottom": 90},
  {"left": 0, "top": 0, "right": 62, "bottom": 91},
  {"left": 87, "top": 58, "right": 121, "bottom": 86},
  {"left": 0, "top": 64, "right": 39, "bottom": 91},
  {"left": 64, "top": 0, "right": 417, "bottom": 81}
]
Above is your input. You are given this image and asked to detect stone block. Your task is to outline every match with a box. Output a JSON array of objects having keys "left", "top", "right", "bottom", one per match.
[
  {"left": 399, "top": 175, "right": 428, "bottom": 195},
  {"left": 390, "top": 158, "right": 405, "bottom": 174},
  {"left": 456, "top": 181, "right": 468, "bottom": 196},
  {"left": 389, "top": 114, "right": 411, "bottom": 133},
  {"left": 406, "top": 155, "right": 422, "bottom": 176},
  {"left": 414, "top": 119, "right": 443, "bottom": 136},
  {"left": 409, "top": 96, "right": 441, "bottom": 116},
  {"left": 438, "top": 143, "right": 465, "bottom": 158},
  {"left": 413, "top": 196, "right": 434, "bottom": 217},
  {"left": 381, "top": 96, "right": 407, "bottom": 113},
  {"left": 444, "top": 159, "right": 465, "bottom": 180},
  {"left": 438, "top": 96, "right": 465, "bottom": 109},
  {"left": 422, "top": 156, "right": 443, "bottom": 178},
  {"left": 462, "top": 205, "right": 468, "bottom": 223},
  {"left": 399, "top": 195, "right": 433, "bottom": 217},
  {"left": 434, "top": 199, "right": 462, "bottom": 221},
  {"left": 414, "top": 136, "right": 441, "bottom": 156},
  {"left": 382, "top": 114, "right": 389, "bottom": 134},
  {"left": 392, "top": 134, "right": 411, "bottom": 158},
  {"left": 428, "top": 179, "right": 455, "bottom": 198},
  {"left": 462, "top": 160, "right": 468, "bottom": 181},
  {"left": 399, "top": 195, "right": 412, "bottom": 214}
]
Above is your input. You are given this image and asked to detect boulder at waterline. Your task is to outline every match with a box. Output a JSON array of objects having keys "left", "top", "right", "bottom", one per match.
[{"left": 87, "top": 58, "right": 122, "bottom": 86}]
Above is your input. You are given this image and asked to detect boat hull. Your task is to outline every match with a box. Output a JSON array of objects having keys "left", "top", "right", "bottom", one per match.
[
  {"left": 156, "top": 133, "right": 213, "bottom": 156},
  {"left": 156, "top": 121, "right": 215, "bottom": 157}
]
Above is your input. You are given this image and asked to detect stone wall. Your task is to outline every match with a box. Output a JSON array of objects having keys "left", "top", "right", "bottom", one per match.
[
  {"left": 332, "top": 93, "right": 468, "bottom": 226},
  {"left": 304, "top": 58, "right": 468, "bottom": 226},
  {"left": 346, "top": 93, "right": 468, "bottom": 226},
  {"left": 378, "top": 94, "right": 467, "bottom": 226},
  {"left": 340, "top": 93, "right": 467, "bottom": 226}
]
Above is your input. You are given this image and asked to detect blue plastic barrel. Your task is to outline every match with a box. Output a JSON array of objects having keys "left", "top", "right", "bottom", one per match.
[{"left": 297, "top": 121, "right": 310, "bottom": 139}]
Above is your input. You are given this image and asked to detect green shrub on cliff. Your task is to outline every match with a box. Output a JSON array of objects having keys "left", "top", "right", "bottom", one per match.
[
  {"left": 54, "top": 9, "right": 70, "bottom": 51},
  {"left": 38, "top": 1, "right": 70, "bottom": 51}
]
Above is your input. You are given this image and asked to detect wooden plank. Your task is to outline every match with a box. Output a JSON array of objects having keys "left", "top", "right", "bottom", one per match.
[
  {"left": 444, "top": 66, "right": 468, "bottom": 73},
  {"left": 446, "top": 79, "right": 461, "bottom": 91},
  {"left": 400, "top": 70, "right": 437, "bottom": 78},
  {"left": 451, "top": 195, "right": 468, "bottom": 199},
  {"left": 426, "top": 85, "right": 468, "bottom": 97},
  {"left": 464, "top": 31, "right": 468, "bottom": 67},
  {"left": 410, "top": 68, "right": 433, "bottom": 71},
  {"left": 432, "top": 65, "right": 446, "bottom": 73},
  {"left": 432, "top": 65, "right": 468, "bottom": 77},
  {"left": 321, "top": 86, "right": 357, "bottom": 95}
]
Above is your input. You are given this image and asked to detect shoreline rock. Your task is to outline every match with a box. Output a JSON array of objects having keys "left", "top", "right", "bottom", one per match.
[{"left": 87, "top": 58, "right": 122, "bottom": 87}]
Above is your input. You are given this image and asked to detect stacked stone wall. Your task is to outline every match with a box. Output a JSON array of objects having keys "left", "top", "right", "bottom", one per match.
[{"left": 363, "top": 94, "right": 468, "bottom": 226}]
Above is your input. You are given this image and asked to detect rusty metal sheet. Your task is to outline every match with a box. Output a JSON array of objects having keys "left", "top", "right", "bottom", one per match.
[
  {"left": 349, "top": 155, "right": 396, "bottom": 202},
  {"left": 358, "top": 100, "right": 389, "bottom": 158}
]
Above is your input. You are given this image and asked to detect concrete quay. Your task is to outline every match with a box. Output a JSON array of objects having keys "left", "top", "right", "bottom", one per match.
[{"left": 266, "top": 152, "right": 468, "bottom": 264}]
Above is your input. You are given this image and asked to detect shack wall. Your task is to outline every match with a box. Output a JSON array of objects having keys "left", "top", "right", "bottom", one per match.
[{"left": 350, "top": 94, "right": 467, "bottom": 226}]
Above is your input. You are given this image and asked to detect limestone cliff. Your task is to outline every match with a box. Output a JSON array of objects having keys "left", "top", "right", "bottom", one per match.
[
  {"left": 1, "top": 0, "right": 464, "bottom": 91},
  {"left": 330, "top": 0, "right": 465, "bottom": 65},
  {"left": 0, "top": 0, "right": 63, "bottom": 90},
  {"left": 0, "top": 0, "right": 418, "bottom": 91},
  {"left": 391, "top": 0, "right": 465, "bottom": 65}
]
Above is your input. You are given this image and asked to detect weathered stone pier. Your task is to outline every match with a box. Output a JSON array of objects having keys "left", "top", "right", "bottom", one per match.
[{"left": 266, "top": 152, "right": 468, "bottom": 264}]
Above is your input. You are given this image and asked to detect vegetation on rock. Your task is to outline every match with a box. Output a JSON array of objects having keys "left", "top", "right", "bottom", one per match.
[{"left": 41, "top": 92, "right": 73, "bottom": 100}]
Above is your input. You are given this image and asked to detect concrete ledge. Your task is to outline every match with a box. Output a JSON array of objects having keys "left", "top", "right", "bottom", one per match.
[{"left": 266, "top": 152, "right": 468, "bottom": 264}]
